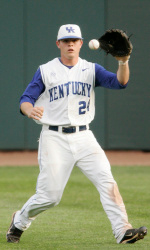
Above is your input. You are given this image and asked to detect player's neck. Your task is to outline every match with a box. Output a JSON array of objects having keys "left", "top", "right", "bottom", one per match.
[{"left": 60, "top": 56, "right": 79, "bottom": 66}]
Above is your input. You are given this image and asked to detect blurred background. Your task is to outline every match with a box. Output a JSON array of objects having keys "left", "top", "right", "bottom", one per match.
[{"left": 0, "top": 0, "right": 150, "bottom": 151}]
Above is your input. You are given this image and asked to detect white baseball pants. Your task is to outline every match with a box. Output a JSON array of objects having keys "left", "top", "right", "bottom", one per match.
[{"left": 14, "top": 127, "right": 132, "bottom": 243}]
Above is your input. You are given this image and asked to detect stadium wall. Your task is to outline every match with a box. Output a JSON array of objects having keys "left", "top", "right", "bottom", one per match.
[{"left": 0, "top": 0, "right": 149, "bottom": 150}]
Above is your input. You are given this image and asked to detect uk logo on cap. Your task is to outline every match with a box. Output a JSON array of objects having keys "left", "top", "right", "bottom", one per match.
[
  {"left": 57, "top": 24, "right": 83, "bottom": 40},
  {"left": 66, "top": 27, "right": 75, "bottom": 33}
]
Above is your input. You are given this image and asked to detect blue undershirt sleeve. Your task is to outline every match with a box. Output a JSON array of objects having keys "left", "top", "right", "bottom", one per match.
[
  {"left": 20, "top": 68, "right": 45, "bottom": 107},
  {"left": 95, "top": 63, "right": 128, "bottom": 89}
]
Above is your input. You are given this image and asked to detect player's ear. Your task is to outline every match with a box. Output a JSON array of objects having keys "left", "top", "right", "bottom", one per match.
[
  {"left": 80, "top": 39, "right": 83, "bottom": 48},
  {"left": 56, "top": 40, "right": 60, "bottom": 49}
]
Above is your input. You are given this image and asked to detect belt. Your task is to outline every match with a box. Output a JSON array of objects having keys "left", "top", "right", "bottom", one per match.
[{"left": 49, "top": 125, "right": 87, "bottom": 133}]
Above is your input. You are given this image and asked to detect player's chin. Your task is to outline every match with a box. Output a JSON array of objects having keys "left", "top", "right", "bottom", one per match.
[
  {"left": 67, "top": 52, "right": 78, "bottom": 60},
  {"left": 67, "top": 51, "right": 75, "bottom": 56}
]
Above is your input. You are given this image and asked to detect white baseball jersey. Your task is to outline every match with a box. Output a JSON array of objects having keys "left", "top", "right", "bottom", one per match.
[{"left": 34, "top": 57, "right": 95, "bottom": 126}]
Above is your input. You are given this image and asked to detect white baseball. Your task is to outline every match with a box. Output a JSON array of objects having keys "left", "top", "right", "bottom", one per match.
[{"left": 88, "top": 39, "right": 100, "bottom": 50}]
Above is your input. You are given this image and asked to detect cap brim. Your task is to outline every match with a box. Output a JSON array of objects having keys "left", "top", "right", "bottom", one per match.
[{"left": 57, "top": 36, "right": 83, "bottom": 41}]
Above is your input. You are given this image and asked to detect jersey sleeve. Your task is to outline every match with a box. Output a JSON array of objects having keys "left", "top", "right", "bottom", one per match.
[
  {"left": 20, "top": 68, "right": 45, "bottom": 107},
  {"left": 95, "top": 63, "right": 128, "bottom": 89}
]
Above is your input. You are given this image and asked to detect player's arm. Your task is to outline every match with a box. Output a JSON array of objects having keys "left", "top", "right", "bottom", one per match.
[
  {"left": 20, "top": 68, "right": 45, "bottom": 120},
  {"left": 20, "top": 102, "right": 44, "bottom": 121},
  {"left": 115, "top": 56, "right": 130, "bottom": 85},
  {"left": 95, "top": 64, "right": 128, "bottom": 89}
]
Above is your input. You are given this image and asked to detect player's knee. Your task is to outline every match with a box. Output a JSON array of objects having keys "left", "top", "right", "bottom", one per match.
[
  {"left": 45, "top": 190, "right": 62, "bottom": 206},
  {"left": 36, "top": 190, "right": 62, "bottom": 208}
]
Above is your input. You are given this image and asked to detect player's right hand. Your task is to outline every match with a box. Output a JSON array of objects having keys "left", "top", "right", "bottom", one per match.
[{"left": 28, "top": 106, "right": 44, "bottom": 120}]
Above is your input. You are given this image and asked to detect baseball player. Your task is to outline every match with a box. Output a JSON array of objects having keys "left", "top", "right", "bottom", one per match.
[{"left": 7, "top": 24, "right": 147, "bottom": 244}]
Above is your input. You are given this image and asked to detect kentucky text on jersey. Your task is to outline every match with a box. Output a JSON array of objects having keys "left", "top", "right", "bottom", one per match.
[{"left": 49, "top": 81, "right": 91, "bottom": 102}]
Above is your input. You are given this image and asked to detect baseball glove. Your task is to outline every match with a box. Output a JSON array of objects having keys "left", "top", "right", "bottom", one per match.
[{"left": 98, "top": 29, "right": 133, "bottom": 57}]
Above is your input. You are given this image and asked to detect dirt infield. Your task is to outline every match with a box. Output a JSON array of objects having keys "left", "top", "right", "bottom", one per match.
[{"left": 0, "top": 150, "right": 150, "bottom": 166}]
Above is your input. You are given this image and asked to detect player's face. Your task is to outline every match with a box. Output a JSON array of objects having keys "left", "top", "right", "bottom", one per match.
[{"left": 56, "top": 38, "right": 83, "bottom": 63}]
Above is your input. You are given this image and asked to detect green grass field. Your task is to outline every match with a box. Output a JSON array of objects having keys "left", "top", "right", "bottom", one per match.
[{"left": 0, "top": 165, "right": 149, "bottom": 250}]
